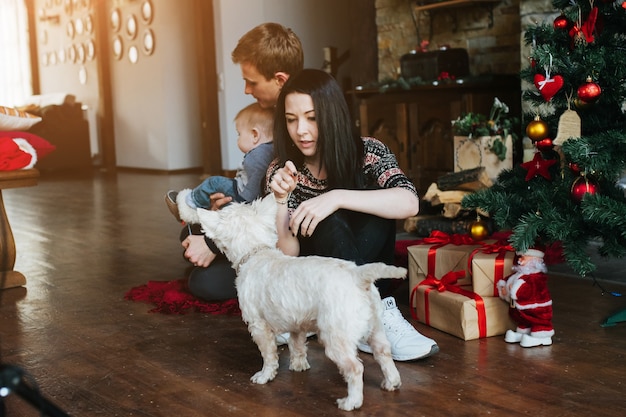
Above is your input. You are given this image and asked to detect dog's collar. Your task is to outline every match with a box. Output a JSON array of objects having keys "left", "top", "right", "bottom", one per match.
[{"left": 235, "top": 246, "right": 272, "bottom": 274}]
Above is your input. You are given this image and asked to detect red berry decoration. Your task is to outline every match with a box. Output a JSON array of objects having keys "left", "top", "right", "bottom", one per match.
[
  {"left": 577, "top": 77, "right": 602, "bottom": 103},
  {"left": 571, "top": 175, "right": 599, "bottom": 203},
  {"left": 554, "top": 15, "right": 570, "bottom": 30}
]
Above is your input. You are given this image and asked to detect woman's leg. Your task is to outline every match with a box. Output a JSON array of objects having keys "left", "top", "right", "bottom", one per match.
[{"left": 298, "top": 210, "right": 396, "bottom": 296}]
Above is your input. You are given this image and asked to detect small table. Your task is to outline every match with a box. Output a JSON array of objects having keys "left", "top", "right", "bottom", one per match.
[{"left": 0, "top": 169, "right": 39, "bottom": 289}]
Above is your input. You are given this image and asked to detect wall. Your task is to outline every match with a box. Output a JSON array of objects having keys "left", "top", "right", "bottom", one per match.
[
  {"left": 375, "top": 0, "right": 521, "bottom": 81},
  {"left": 106, "top": 0, "right": 202, "bottom": 170},
  {"left": 34, "top": 0, "right": 101, "bottom": 158},
  {"left": 213, "top": 0, "right": 352, "bottom": 170},
  {"left": 33, "top": 0, "right": 203, "bottom": 171},
  {"left": 32, "top": 0, "right": 352, "bottom": 171}
]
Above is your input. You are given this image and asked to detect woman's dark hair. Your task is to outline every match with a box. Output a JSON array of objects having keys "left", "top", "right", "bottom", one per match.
[{"left": 273, "top": 69, "right": 364, "bottom": 189}]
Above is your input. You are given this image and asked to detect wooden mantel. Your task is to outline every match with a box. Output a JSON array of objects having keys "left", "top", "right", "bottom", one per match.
[{"left": 0, "top": 168, "right": 39, "bottom": 289}]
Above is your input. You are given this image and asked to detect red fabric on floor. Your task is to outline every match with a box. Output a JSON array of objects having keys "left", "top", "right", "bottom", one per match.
[{"left": 124, "top": 278, "right": 240, "bottom": 316}]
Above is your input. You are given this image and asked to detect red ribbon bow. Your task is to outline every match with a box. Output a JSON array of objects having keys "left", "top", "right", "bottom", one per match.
[
  {"left": 468, "top": 240, "right": 515, "bottom": 296},
  {"left": 422, "top": 230, "right": 478, "bottom": 246},
  {"left": 410, "top": 270, "right": 488, "bottom": 338}
]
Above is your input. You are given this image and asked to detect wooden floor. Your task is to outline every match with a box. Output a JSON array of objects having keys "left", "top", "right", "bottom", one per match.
[{"left": 1, "top": 169, "right": 625, "bottom": 416}]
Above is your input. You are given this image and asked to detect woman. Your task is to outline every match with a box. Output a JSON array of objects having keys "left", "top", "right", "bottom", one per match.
[{"left": 267, "top": 69, "right": 438, "bottom": 361}]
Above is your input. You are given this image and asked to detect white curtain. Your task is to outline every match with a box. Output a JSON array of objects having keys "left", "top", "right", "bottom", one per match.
[{"left": 0, "top": 0, "right": 33, "bottom": 106}]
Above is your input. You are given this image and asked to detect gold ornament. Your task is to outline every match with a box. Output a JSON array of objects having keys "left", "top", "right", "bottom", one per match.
[
  {"left": 469, "top": 218, "right": 490, "bottom": 240},
  {"left": 526, "top": 115, "right": 549, "bottom": 142}
]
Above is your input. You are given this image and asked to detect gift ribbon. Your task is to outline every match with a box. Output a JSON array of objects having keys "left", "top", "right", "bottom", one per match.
[
  {"left": 468, "top": 240, "right": 515, "bottom": 296},
  {"left": 410, "top": 270, "right": 488, "bottom": 338},
  {"left": 420, "top": 231, "right": 480, "bottom": 276}
]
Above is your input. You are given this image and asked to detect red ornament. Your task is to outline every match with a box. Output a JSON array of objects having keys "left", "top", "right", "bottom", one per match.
[
  {"left": 534, "top": 74, "right": 564, "bottom": 101},
  {"left": 521, "top": 152, "right": 557, "bottom": 181},
  {"left": 571, "top": 175, "right": 599, "bottom": 203},
  {"left": 569, "top": 162, "right": 581, "bottom": 174},
  {"left": 554, "top": 15, "right": 570, "bottom": 30},
  {"left": 535, "top": 137, "right": 553, "bottom": 152},
  {"left": 577, "top": 77, "right": 602, "bottom": 103}
]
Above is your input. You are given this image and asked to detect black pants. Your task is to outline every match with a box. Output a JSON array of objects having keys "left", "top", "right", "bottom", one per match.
[{"left": 185, "top": 210, "right": 397, "bottom": 301}]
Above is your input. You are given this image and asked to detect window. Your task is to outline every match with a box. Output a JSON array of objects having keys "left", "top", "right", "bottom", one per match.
[{"left": 0, "top": 0, "right": 33, "bottom": 106}]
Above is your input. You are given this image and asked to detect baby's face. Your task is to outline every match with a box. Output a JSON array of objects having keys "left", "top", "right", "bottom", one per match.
[{"left": 235, "top": 119, "right": 257, "bottom": 154}]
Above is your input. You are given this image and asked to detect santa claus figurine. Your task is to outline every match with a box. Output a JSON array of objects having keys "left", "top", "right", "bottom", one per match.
[{"left": 497, "top": 248, "right": 554, "bottom": 347}]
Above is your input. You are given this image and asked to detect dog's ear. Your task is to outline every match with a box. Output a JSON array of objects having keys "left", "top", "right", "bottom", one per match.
[{"left": 196, "top": 208, "right": 219, "bottom": 238}]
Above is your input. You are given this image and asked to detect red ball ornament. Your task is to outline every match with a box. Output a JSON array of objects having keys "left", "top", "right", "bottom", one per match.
[
  {"left": 577, "top": 77, "right": 602, "bottom": 103},
  {"left": 569, "top": 162, "right": 581, "bottom": 174},
  {"left": 554, "top": 15, "right": 570, "bottom": 30},
  {"left": 536, "top": 137, "right": 553, "bottom": 151},
  {"left": 571, "top": 175, "right": 599, "bottom": 203}
]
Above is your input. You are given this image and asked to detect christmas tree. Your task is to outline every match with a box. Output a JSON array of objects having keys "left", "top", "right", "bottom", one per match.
[{"left": 463, "top": 0, "right": 626, "bottom": 277}]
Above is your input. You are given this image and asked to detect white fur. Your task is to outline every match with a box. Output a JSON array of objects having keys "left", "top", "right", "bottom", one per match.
[
  {"left": 176, "top": 188, "right": 200, "bottom": 224},
  {"left": 197, "top": 194, "right": 404, "bottom": 411}
]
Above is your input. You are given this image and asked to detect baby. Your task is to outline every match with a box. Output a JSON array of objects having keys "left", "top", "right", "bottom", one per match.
[{"left": 166, "top": 102, "right": 274, "bottom": 224}]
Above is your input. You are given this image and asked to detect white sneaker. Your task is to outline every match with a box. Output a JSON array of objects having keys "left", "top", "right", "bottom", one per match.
[
  {"left": 276, "top": 332, "right": 316, "bottom": 346},
  {"left": 358, "top": 297, "right": 439, "bottom": 361}
]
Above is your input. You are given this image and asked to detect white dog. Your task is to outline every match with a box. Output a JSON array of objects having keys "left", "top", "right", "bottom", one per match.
[{"left": 197, "top": 194, "right": 404, "bottom": 411}]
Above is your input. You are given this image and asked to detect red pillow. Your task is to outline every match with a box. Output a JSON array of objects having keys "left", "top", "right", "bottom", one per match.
[{"left": 0, "top": 130, "right": 56, "bottom": 159}]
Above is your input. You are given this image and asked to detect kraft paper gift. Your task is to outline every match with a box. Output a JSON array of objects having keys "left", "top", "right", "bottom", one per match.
[
  {"left": 407, "top": 231, "right": 484, "bottom": 291},
  {"left": 470, "top": 243, "right": 516, "bottom": 297},
  {"left": 410, "top": 272, "right": 513, "bottom": 341}
]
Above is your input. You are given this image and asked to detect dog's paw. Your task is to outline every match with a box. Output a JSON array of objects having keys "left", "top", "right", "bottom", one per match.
[
  {"left": 381, "top": 376, "right": 401, "bottom": 391},
  {"left": 250, "top": 369, "right": 277, "bottom": 384},
  {"left": 289, "top": 357, "right": 311, "bottom": 372},
  {"left": 336, "top": 395, "right": 363, "bottom": 411}
]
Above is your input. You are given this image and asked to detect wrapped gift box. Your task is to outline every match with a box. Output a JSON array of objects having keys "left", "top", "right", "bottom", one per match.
[
  {"left": 411, "top": 281, "right": 513, "bottom": 341},
  {"left": 453, "top": 135, "right": 513, "bottom": 181},
  {"left": 471, "top": 249, "right": 516, "bottom": 297},
  {"left": 407, "top": 234, "right": 484, "bottom": 291}
]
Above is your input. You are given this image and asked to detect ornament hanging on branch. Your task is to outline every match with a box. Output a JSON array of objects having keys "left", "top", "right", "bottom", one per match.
[
  {"left": 521, "top": 151, "right": 557, "bottom": 181},
  {"left": 469, "top": 216, "right": 490, "bottom": 241},
  {"left": 526, "top": 115, "right": 549, "bottom": 142},
  {"left": 533, "top": 55, "right": 563, "bottom": 101},
  {"left": 536, "top": 137, "right": 554, "bottom": 152},
  {"left": 571, "top": 173, "right": 599, "bottom": 203},
  {"left": 577, "top": 76, "right": 602, "bottom": 104},
  {"left": 569, "top": 5, "right": 598, "bottom": 46},
  {"left": 554, "top": 94, "right": 582, "bottom": 146},
  {"left": 553, "top": 14, "right": 571, "bottom": 30}
]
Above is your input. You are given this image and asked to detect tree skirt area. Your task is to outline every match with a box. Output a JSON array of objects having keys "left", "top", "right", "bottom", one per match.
[{"left": 125, "top": 278, "right": 240, "bottom": 316}]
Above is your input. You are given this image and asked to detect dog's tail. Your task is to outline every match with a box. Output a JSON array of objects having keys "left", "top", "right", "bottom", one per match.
[{"left": 356, "top": 263, "right": 407, "bottom": 285}]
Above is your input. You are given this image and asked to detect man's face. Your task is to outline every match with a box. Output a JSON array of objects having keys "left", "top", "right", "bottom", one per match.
[{"left": 240, "top": 61, "right": 282, "bottom": 109}]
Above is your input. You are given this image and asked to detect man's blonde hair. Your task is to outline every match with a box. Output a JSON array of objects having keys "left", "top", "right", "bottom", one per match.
[
  {"left": 232, "top": 22, "right": 303, "bottom": 81},
  {"left": 235, "top": 102, "right": 274, "bottom": 140}
]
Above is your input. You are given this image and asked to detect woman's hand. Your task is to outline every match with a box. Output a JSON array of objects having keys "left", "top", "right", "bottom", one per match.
[
  {"left": 182, "top": 234, "right": 217, "bottom": 267},
  {"left": 290, "top": 190, "right": 339, "bottom": 237},
  {"left": 269, "top": 160, "right": 298, "bottom": 199},
  {"left": 209, "top": 192, "right": 232, "bottom": 211}
]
